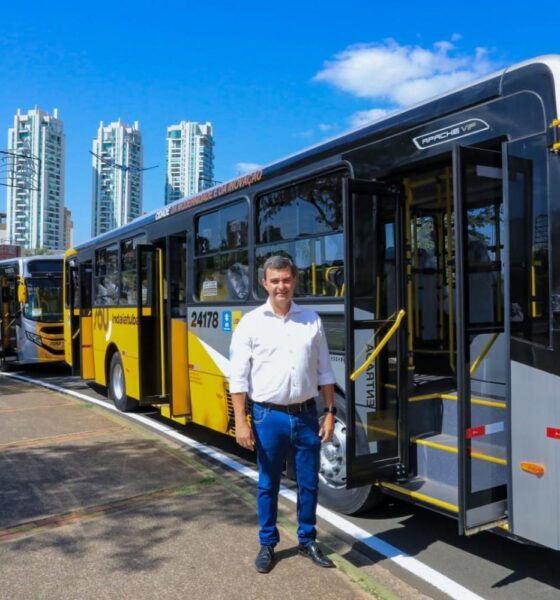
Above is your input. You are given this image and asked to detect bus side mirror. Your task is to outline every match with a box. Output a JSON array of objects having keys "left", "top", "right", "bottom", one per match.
[{"left": 18, "top": 282, "right": 28, "bottom": 304}]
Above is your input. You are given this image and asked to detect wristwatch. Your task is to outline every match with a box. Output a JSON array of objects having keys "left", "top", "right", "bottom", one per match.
[{"left": 323, "top": 406, "right": 337, "bottom": 415}]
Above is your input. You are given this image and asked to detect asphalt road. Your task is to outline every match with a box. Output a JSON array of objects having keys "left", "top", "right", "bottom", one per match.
[{"left": 13, "top": 364, "right": 560, "bottom": 600}]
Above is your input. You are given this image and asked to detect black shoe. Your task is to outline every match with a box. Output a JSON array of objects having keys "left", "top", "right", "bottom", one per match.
[
  {"left": 255, "top": 545, "right": 275, "bottom": 573},
  {"left": 297, "top": 541, "right": 335, "bottom": 568}
]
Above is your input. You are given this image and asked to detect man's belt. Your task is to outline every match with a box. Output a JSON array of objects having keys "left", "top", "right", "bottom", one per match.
[{"left": 257, "top": 398, "right": 315, "bottom": 414}]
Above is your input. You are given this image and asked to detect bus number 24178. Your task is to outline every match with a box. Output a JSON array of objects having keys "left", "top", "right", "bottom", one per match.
[{"left": 190, "top": 311, "right": 219, "bottom": 328}]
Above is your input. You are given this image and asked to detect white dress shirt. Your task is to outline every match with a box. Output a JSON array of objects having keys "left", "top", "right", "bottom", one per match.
[{"left": 229, "top": 299, "right": 336, "bottom": 405}]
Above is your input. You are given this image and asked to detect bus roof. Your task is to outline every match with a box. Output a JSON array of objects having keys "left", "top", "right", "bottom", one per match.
[
  {"left": 76, "top": 54, "right": 560, "bottom": 253},
  {"left": 0, "top": 254, "right": 64, "bottom": 266},
  {"left": 0, "top": 254, "right": 64, "bottom": 277}
]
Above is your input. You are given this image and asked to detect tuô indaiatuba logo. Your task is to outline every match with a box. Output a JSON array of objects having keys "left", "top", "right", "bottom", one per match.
[{"left": 94, "top": 308, "right": 138, "bottom": 331}]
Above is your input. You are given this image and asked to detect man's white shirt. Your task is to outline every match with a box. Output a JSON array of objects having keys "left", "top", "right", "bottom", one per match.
[{"left": 229, "top": 299, "right": 336, "bottom": 405}]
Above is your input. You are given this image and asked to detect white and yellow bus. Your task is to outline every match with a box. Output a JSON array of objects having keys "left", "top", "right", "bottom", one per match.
[
  {"left": 65, "top": 55, "right": 560, "bottom": 549},
  {"left": 0, "top": 255, "right": 64, "bottom": 369}
]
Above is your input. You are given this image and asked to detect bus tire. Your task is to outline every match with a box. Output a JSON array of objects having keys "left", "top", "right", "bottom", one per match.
[
  {"left": 317, "top": 398, "right": 384, "bottom": 515},
  {"left": 0, "top": 351, "right": 9, "bottom": 372},
  {"left": 108, "top": 352, "right": 136, "bottom": 412}
]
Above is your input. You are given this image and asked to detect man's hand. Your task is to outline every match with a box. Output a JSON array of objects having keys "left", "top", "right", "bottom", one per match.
[
  {"left": 235, "top": 419, "right": 255, "bottom": 451},
  {"left": 319, "top": 384, "right": 336, "bottom": 443},
  {"left": 231, "top": 392, "right": 255, "bottom": 451},
  {"left": 319, "top": 412, "right": 335, "bottom": 443}
]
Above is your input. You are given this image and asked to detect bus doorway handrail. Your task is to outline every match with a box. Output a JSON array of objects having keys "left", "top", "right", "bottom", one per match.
[
  {"left": 350, "top": 309, "right": 406, "bottom": 381},
  {"left": 469, "top": 332, "right": 499, "bottom": 377}
]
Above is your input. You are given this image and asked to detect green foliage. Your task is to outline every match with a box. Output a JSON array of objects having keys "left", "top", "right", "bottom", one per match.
[{"left": 23, "top": 247, "right": 58, "bottom": 256}]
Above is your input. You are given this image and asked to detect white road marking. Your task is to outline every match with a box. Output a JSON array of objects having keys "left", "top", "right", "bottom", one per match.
[{"left": 1, "top": 371, "right": 484, "bottom": 600}]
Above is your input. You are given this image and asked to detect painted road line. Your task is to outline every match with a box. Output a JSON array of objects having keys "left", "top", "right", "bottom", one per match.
[{"left": 0, "top": 372, "right": 484, "bottom": 600}]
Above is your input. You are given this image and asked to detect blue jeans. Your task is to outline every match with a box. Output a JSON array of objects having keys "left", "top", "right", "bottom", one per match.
[{"left": 251, "top": 401, "right": 321, "bottom": 547}]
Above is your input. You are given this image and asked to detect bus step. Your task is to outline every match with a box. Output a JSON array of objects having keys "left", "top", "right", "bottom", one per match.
[
  {"left": 412, "top": 432, "right": 507, "bottom": 489},
  {"left": 139, "top": 394, "right": 170, "bottom": 406},
  {"left": 439, "top": 394, "right": 507, "bottom": 437},
  {"left": 408, "top": 390, "right": 506, "bottom": 438},
  {"left": 381, "top": 477, "right": 458, "bottom": 515}
]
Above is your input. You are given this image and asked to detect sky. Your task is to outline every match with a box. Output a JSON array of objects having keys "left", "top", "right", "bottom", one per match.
[{"left": 0, "top": 0, "right": 558, "bottom": 245}]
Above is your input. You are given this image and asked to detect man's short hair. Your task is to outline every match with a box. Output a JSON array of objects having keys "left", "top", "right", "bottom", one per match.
[{"left": 263, "top": 255, "right": 297, "bottom": 279}]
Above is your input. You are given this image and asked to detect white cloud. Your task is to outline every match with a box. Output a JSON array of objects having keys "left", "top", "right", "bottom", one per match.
[
  {"left": 294, "top": 123, "right": 339, "bottom": 139},
  {"left": 314, "top": 39, "right": 497, "bottom": 128},
  {"left": 349, "top": 108, "right": 390, "bottom": 129},
  {"left": 235, "top": 162, "right": 262, "bottom": 175}
]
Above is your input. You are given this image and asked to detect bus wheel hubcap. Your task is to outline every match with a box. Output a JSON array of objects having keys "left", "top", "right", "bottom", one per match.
[
  {"left": 319, "top": 417, "right": 347, "bottom": 489},
  {"left": 112, "top": 362, "right": 124, "bottom": 399}
]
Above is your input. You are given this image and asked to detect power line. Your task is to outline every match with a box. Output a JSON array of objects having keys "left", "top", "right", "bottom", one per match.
[
  {"left": 89, "top": 150, "right": 158, "bottom": 173},
  {"left": 0, "top": 150, "right": 40, "bottom": 191}
]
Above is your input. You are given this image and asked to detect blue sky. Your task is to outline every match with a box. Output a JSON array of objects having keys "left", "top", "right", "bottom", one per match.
[{"left": 0, "top": 0, "right": 557, "bottom": 244}]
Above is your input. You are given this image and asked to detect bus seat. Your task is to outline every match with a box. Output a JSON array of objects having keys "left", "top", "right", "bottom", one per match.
[{"left": 324, "top": 265, "right": 344, "bottom": 296}]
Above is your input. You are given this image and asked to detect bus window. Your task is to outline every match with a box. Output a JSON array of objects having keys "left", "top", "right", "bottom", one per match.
[
  {"left": 258, "top": 173, "right": 343, "bottom": 243},
  {"left": 197, "top": 202, "right": 247, "bottom": 253},
  {"left": 81, "top": 262, "right": 92, "bottom": 309},
  {"left": 197, "top": 210, "right": 219, "bottom": 254},
  {"left": 169, "top": 236, "right": 186, "bottom": 317},
  {"left": 256, "top": 172, "right": 344, "bottom": 298},
  {"left": 94, "top": 244, "right": 119, "bottom": 306},
  {"left": 23, "top": 278, "right": 63, "bottom": 322},
  {"left": 120, "top": 238, "right": 139, "bottom": 305},
  {"left": 298, "top": 177, "right": 343, "bottom": 235},
  {"left": 72, "top": 266, "right": 80, "bottom": 308},
  {"left": 195, "top": 201, "right": 249, "bottom": 302},
  {"left": 258, "top": 188, "right": 297, "bottom": 241},
  {"left": 256, "top": 235, "right": 344, "bottom": 298},
  {"left": 413, "top": 216, "right": 439, "bottom": 341},
  {"left": 64, "top": 261, "right": 77, "bottom": 309},
  {"left": 28, "top": 259, "right": 63, "bottom": 274},
  {"left": 508, "top": 137, "right": 549, "bottom": 347}
]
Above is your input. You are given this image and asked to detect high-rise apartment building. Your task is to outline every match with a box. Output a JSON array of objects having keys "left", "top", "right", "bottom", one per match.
[
  {"left": 91, "top": 120, "right": 143, "bottom": 237},
  {"left": 0, "top": 212, "right": 7, "bottom": 244},
  {"left": 6, "top": 107, "right": 65, "bottom": 250},
  {"left": 165, "top": 121, "right": 214, "bottom": 205}
]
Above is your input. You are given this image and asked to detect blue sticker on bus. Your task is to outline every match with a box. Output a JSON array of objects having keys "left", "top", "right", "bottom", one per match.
[{"left": 222, "top": 311, "right": 232, "bottom": 332}]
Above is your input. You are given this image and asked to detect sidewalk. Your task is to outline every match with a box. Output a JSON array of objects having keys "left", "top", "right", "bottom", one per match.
[{"left": 0, "top": 375, "right": 425, "bottom": 600}]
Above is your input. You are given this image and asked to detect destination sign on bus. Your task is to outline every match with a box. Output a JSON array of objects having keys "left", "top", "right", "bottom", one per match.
[{"left": 155, "top": 169, "right": 264, "bottom": 221}]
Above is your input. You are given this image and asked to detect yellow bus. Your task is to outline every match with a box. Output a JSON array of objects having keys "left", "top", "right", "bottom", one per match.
[
  {"left": 0, "top": 255, "right": 64, "bottom": 370},
  {"left": 65, "top": 55, "right": 560, "bottom": 550}
]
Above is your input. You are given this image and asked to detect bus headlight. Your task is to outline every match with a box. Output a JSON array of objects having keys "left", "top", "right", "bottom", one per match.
[{"left": 25, "top": 331, "right": 43, "bottom": 347}]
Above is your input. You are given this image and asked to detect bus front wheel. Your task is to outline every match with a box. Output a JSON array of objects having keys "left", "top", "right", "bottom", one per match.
[
  {"left": 108, "top": 352, "right": 136, "bottom": 412},
  {"left": 317, "top": 399, "right": 383, "bottom": 515}
]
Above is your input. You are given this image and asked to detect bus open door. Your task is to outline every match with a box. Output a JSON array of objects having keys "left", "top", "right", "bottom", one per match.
[
  {"left": 65, "top": 257, "right": 81, "bottom": 374},
  {"left": 453, "top": 145, "right": 508, "bottom": 535},
  {"left": 136, "top": 244, "right": 168, "bottom": 404},
  {"left": 79, "top": 261, "right": 95, "bottom": 379},
  {"left": 0, "top": 264, "right": 18, "bottom": 369},
  {"left": 343, "top": 178, "right": 409, "bottom": 488}
]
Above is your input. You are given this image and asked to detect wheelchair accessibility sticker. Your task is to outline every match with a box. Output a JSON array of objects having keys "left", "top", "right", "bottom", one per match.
[{"left": 222, "top": 311, "right": 232, "bottom": 332}]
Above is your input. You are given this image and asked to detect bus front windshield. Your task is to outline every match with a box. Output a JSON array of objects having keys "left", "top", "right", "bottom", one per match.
[{"left": 23, "top": 277, "right": 63, "bottom": 323}]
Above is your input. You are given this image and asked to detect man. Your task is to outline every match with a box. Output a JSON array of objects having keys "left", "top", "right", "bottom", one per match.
[{"left": 229, "top": 255, "right": 337, "bottom": 573}]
